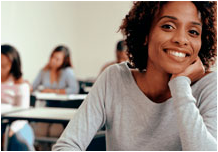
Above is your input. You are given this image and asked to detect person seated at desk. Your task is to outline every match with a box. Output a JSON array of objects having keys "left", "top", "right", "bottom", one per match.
[
  {"left": 100, "top": 40, "right": 128, "bottom": 73},
  {"left": 1, "top": 44, "right": 35, "bottom": 151},
  {"left": 53, "top": 1, "right": 217, "bottom": 151},
  {"left": 31, "top": 45, "right": 79, "bottom": 145},
  {"left": 32, "top": 45, "right": 79, "bottom": 95}
]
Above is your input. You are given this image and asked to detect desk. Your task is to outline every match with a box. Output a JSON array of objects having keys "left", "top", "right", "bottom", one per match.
[
  {"left": 3, "top": 107, "right": 77, "bottom": 124},
  {"left": 31, "top": 92, "right": 87, "bottom": 108},
  {"left": 78, "top": 80, "right": 94, "bottom": 94},
  {"left": 32, "top": 92, "right": 87, "bottom": 101},
  {"left": 2, "top": 107, "right": 78, "bottom": 150},
  {"left": 1, "top": 104, "right": 28, "bottom": 116},
  {"left": 1, "top": 105, "right": 29, "bottom": 150}
]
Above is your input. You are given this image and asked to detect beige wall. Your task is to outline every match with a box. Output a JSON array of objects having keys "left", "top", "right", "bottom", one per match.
[{"left": 1, "top": 1, "right": 132, "bottom": 82}]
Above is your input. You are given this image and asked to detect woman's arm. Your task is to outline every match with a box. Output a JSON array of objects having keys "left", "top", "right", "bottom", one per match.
[
  {"left": 169, "top": 57, "right": 216, "bottom": 150},
  {"left": 32, "top": 70, "right": 43, "bottom": 91},
  {"left": 52, "top": 68, "right": 108, "bottom": 150},
  {"left": 64, "top": 68, "right": 79, "bottom": 94},
  {"left": 41, "top": 88, "right": 66, "bottom": 94},
  {"left": 168, "top": 75, "right": 217, "bottom": 150}
]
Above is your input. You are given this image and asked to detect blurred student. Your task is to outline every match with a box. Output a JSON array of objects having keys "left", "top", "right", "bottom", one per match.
[
  {"left": 1, "top": 44, "right": 35, "bottom": 151},
  {"left": 32, "top": 45, "right": 79, "bottom": 94},
  {"left": 31, "top": 45, "right": 79, "bottom": 144},
  {"left": 100, "top": 40, "right": 128, "bottom": 73}
]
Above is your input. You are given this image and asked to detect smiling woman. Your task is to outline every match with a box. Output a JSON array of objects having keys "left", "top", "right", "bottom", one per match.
[
  {"left": 121, "top": 1, "right": 216, "bottom": 73},
  {"left": 52, "top": 1, "right": 217, "bottom": 151},
  {"left": 148, "top": 2, "right": 202, "bottom": 74}
]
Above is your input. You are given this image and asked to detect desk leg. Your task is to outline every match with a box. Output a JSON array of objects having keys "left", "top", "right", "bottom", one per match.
[{"left": 3, "top": 124, "right": 10, "bottom": 151}]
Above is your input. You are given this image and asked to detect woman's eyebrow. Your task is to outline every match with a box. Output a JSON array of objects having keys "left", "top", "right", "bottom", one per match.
[
  {"left": 158, "top": 15, "right": 202, "bottom": 26},
  {"left": 191, "top": 21, "right": 202, "bottom": 26},
  {"left": 159, "top": 15, "right": 177, "bottom": 21}
]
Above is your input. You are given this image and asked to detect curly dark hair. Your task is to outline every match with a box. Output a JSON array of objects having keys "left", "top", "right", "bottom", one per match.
[{"left": 120, "top": 1, "right": 217, "bottom": 72}]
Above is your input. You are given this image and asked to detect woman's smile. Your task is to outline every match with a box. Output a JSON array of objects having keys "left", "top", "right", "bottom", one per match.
[{"left": 163, "top": 47, "right": 191, "bottom": 63}]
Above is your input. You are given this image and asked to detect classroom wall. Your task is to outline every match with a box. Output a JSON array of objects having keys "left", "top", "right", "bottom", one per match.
[{"left": 1, "top": 1, "right": 132, "bottom": 82}]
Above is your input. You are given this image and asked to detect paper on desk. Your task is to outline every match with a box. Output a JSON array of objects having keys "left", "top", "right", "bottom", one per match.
[
  {"left": 33, "top": 92, "right": 87, "bottom": 101},
  {"left": 68, "top": 94, "right": 87, "bottom": 100}
]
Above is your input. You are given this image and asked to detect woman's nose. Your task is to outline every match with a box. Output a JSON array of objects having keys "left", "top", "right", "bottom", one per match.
[{"left": 171, "top": 29, "right": 189, "bottom": 46}]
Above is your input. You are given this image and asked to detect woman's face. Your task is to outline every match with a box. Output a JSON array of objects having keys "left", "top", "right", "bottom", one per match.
[
  {"left": 147, "top": 1, "right": 202, "bottom": 74},
  {"left": 1, "top": 54, "right": 12, "bottom": 79},
  {"left": 49, "top": 51, "right": 65, "bottom": 70}
]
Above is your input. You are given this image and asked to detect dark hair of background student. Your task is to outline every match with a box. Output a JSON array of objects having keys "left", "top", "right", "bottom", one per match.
[
  {"left": 117, "top": 40, "right": 127, "bottom": 52},
  {"left": 1, "top": 45, "right": 22, "bottom": 80},
  {"left": 43, "top": 45, "right": 73, "bottom": 71}
]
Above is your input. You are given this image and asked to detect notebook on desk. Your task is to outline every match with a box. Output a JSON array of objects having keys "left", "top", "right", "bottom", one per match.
[{"left": 33, "top": 92, "right": 87, "bottom": 101}]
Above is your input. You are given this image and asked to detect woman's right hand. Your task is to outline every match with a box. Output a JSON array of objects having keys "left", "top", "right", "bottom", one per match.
[
  {"left": 41, "top": 89, "right": 54, "bottom": 93},
  {"left": 170, "top": 57, "right": 205, "bottom": 83}
]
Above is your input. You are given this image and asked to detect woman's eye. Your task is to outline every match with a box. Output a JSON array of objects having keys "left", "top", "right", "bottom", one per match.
[
  {"left": 189, "top": 30, "right": 200, "bottom": 36},
  {"left": 161, "top": 24, "right": 174, "bottom": 29}
]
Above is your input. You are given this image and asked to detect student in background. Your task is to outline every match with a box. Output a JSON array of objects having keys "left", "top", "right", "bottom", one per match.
[
  {"left": 32, "top": 45, "right": 79, "bottom": 146},
  {"left": 100, "top": 40, "right": 128, "bottom": 73},
  {"left": 32, "top": 45, "right": 79, "bottom": 94},
  {"left": 1, "top": 44, "right": 35, "bottom": 151},
  {"left": 53, "top": 1, "right": 217, "bottom": 151}
]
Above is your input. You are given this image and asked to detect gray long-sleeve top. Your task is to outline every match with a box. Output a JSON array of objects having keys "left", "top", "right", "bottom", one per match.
[
  {"left": 32, "top": 67, "right": 79, "bottom": 94},
  {"left": 52, "top": 62, "right": 217, "bottom": 151}
]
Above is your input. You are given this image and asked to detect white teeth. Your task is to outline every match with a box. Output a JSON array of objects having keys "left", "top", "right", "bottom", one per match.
[{"left": 167, "top": 50, "right": 186, "bottom": 58}]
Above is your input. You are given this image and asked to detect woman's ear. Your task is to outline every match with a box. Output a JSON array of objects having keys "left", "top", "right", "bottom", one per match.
[{"left": 144, "top": 36, "right": 148, "bottom": 45}]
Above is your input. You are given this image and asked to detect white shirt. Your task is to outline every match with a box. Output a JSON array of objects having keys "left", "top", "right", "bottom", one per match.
[{"left": 1, "top": 76, "right": 30, "bottom": 132}]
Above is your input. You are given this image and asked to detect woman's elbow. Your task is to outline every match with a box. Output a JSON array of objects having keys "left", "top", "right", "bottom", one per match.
[
  {"left": 52, "top": 143, "right": 82, "bottom": 151},
  {"left": 66, "top": 87, "right": 79, "bottom": 94}
]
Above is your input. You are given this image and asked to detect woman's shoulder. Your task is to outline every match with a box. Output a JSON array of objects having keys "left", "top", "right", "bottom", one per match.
[
  {"left": 193, "top": 71, "right": 217, "bottom": 112},
  {"left": 14, "top": 78, "right": 30, "bottom": 88},
  {"left": 64, "top": 66, "right": 73, "bottom": 70},
  {"left": 62, "top": 67, "right": 74, "bottom": 74},
  {"left": 99, "top": 62, "right": 133, "bottom": 84},
  {"left": 192, "top": 71, "right": 217, "bottom": 93},
  {"left": 102, "top": 62, "right": 129, "bottom": 75},
  {"left": 100, "top": 61, "right": 117, "bottom": 73},
  {"left": 197, "top": 71, "right": 217, "bottom": 84},
  {"left": 36, "top": 69, "right": 49, "bottom": 78},
  {"left": 14, "top": 78, "right": 25, "bottom": 84}
]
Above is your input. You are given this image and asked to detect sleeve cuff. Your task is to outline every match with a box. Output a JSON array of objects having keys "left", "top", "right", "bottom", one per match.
[{"left": 168, "top": 76, "right": 196, "bottom": 107}]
